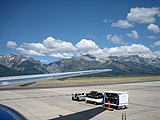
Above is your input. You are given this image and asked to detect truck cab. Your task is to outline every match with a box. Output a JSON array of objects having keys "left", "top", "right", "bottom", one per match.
[{"left": 71, "top": 93, "right": 86, "bottom": 101}]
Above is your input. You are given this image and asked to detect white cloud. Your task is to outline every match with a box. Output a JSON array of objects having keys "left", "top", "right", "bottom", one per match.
[
  {"left": 127, "top": 7, "right": 160, "bottom": 24},
  {"left": 42, "top": 36, "right": 56, "bottom": 48},
  {"left": 16, "top": 47, "right": 45, "bottom": 56},
  {"left": 147, "top": 24, "right": 160, "bottom": 33},
  {"left": 76, "top": 39, "right": 99, "bottom": 52},
  {"left": 49, "top": 53, "right": 65, "bottom": 58},
  {"left": 154, "top": 51, "right": 160, "bottom": 58},
  {"left": 112, "top": 20, "right": 134, "bottom": 28},
  {"left": 154, "top": 41, "right": 160, "bottom": 46},
  {"left": 88, "top": 49, "right": 105, "bottom": 58},
  {"left": 21, "top": 43, "right": 48, "bottom": 53},
  {"left": 15, "top": 36, "right": 77, "bottom": 58},
  {"left": 7, "top": 41, "right": 17, "bottom": 49},
  {"left": 127, "top": 30, "right": 139, "bottom": 39},
  {"left": 147, "top": 36, "right": 156, "bottom": 39},
  {"left": 49, "top": 53, "right": 74, "bottom": 59},
  {"left": 88, "top": 44, "right": 154, "bottom": 58},
  {"left": 43, "top": 36, "right": 77, "bottom": 53},
  {"left": 107, "top": 34, "right": 123, "bottom": 44},
  {"left": 104, "top": 44, "right": 153, "bottom": 58},
  {"left": 111, "top": 35, "right": 123, "bottom": 44},
  {"left": 40, "top": 59, "right": 48, "bottom": 63},
  {"left": 13, "top": 36, "right": 157, "bottom": 59}
]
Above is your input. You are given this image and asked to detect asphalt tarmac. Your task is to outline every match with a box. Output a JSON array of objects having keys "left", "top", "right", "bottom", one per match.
[{"left": 0, "top": 80, "right": 160, "bottom": 120}]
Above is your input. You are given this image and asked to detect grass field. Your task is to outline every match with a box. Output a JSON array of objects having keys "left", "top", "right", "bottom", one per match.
[{"left": 36, "top": 75, "right": 160, "bottom": 85}]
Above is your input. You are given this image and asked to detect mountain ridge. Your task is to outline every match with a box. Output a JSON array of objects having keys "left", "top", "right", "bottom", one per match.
[{"left": 0, "top": 54, "right": 160, "bottom": 77}]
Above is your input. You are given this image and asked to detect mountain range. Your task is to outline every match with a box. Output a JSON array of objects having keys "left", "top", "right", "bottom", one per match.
[{"left": 0, "top": 54, "right": 160, "bottom": 77}]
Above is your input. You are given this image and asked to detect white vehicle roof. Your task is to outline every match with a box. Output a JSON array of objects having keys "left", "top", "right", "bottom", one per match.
[{"left": 104, "top": 91, "right": 128, "bottom": 94}]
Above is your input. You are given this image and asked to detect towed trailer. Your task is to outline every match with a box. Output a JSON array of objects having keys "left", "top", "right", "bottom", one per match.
[
  {"left": 103, "top": 91, "right": 129, "bottom": 109},
  {"left": 85, "top": 91, "right": 104, "bottom": 104}
]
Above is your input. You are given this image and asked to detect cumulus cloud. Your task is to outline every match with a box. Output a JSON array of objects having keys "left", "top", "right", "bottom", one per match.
[
  {"left": 154, "top": 41, "right": 160, "bottom": 46},
  {"left": 49, "top": 52, "right": 75, "bottom": 59},
  {"left": 43, "top": 36, "right": 77, "bottom": 53},
  {"left": 21, "top": 43, "right": 48, "bottom": 53},
  {"left": 88, "top": 49, "right": 105, "bottom": 58},
  {"left": 107, "top": 34, "right": 123, "bottom": 44},
  {"left": 88, "top": 44, "right": 154, "bottom": 58},
  {"left": 7, "top": 41, "right": 17, "bottom": 49},
  {"left": 13, "top": 36, "right": 159, "bottom": 59},
  {"left": 147, "top": 24, "right": 160, "bottom": 33},
  {"left": 76, "top": 39, "right": 99, "bottom": 52},
  {"left": 112, "top": 20, "right": 134, "bottom": 28},
  {"left": 154, "top": 51, "right": 160, "bottom": 58},
  {"left": 127, "top": 7, "right": 160, "bottom": 24},
  {"left": 40, "top": 59, "right": 48, "bottom": 63},
  {"left": 49, "top": 53, "right": 65, "bottom": 58},
  {"left": 111, "top": 35, "right": 123, "bottom": 44},
  {"left": 147, "top": 36, "right": 156, "bottom": 39},
  {"left": 127, "top": 30, "right": 139, "bottom": 39},
  {"left": 105, "top": 44, "right": 153, "bottom": 58},
  {"left": 15, "top": 36, "right": 77, "bottom": 58},
  {"left": 16, "top": 47, "right": 45, "bottom": 56}
]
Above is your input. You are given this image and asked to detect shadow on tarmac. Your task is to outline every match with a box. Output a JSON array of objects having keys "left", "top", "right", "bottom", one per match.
[{"left": 49, "top": 107, "right": 106, "bottom": 120}]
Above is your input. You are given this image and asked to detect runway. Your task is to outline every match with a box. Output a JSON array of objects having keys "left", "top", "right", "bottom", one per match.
[{"left": 0, "top": 80, "right": 160, "bottom": 120}]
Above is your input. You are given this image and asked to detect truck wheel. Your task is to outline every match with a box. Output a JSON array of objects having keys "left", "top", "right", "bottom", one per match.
[{"left": 72, "top": 97, "right": 74, "bottom": 100}]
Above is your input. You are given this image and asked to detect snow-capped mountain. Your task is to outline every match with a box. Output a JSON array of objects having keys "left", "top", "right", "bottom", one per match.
[
  {"left": 0, "top": 54, "right": 48, "bottom": 76},
  {"left": 0, "top": 54, "right": 160, "bottom": 77}
]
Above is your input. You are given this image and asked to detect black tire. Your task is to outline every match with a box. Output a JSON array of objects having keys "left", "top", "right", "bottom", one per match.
[
  {"left": 124, "top": 106, "right": 128, "bottom": 109},
  {"left": 117, "top": 106, "right": 121, "bottom": 110},
  {"left": 94, "top": 102, "right": 97, "bottom": 105},
  {"left": 72, "top": 97, "right": 74, "bottom": 100},
  {"left": 77, "top": 97, "right": 79, "bottom": 101}
]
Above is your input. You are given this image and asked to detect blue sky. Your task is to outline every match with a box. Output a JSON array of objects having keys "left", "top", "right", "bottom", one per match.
[{"left": 0, "top": 0, "right": 160, "bottom": 63}]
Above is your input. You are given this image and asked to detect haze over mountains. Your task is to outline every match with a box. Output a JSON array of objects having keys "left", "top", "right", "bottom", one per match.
[{"left": 0, "top": 54, "right": 160, "bottom": 77}]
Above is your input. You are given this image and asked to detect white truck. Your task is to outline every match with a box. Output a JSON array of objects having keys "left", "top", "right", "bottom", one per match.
[
  {"left": 103, "top": 91, "right": 129, "bottom": 109},
  {"left": 71, "top": 93, "right": 86, "bottom": 101},
  {"left": 85, "top": 91, "right": 104, "bottom": 104}
]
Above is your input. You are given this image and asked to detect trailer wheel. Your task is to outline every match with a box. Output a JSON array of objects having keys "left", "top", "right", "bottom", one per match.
[
  {"left": 121, "top": 105, "right": 127, "bottom": 109},
  {"left": 124, "top": 105, "right": 128, "bottom": 109}
]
